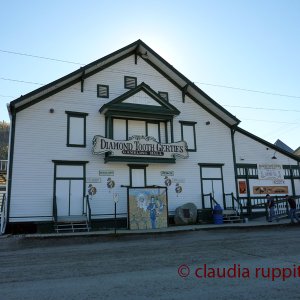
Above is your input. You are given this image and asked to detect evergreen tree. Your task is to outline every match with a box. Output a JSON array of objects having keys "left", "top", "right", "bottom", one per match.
[{"left": 0, "top": 121, "right": 10, "bottom": 160}]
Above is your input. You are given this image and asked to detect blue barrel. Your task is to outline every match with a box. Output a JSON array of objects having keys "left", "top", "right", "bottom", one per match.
[{"left": 213, "top": 204, "right": 223, "bottom": 224}]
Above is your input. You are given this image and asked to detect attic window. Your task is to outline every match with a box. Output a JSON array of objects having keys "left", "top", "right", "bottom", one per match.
[
  {"left": 97, "top": 84, "right": 109, "bottom": 98},
  {"left": 158, "top": 91, "right": 169, "bottom": 102},
  {"left": 124, "top": 76, "right": 137, "bottom": 89}
]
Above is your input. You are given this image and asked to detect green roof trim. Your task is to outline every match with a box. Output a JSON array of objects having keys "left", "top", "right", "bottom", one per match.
[
  {"left": 104, "top": 156, "right": 176, "bottom": 164},
  {"left": 99, "top": 82, "right": 180, "bottom": 117},
  {"left": 8, "top": 39, "right": 240, "bottom": 126}
]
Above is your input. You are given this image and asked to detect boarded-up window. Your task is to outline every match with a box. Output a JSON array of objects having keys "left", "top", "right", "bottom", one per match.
[
  {"left": 124, "top": 76, "right": 137, "bottom": 89},
  {"left": 97, "top": 84, "right": 109, "bottom": 98}
]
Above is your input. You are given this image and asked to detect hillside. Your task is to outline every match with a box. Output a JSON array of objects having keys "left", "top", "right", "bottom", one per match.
[{"left": 0, "top": 121, "right": 9, "bottom": 159}]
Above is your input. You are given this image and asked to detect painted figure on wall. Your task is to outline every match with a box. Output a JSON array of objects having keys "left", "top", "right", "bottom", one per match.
[{"left": 147, "top": 196, "right": 158, "bottom": 229}]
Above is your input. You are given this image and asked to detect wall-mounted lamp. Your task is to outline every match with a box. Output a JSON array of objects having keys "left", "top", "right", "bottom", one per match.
[
  {"left": 272, "top": 151, "right": 277, "bottom": 159},
  {"left": 205, "top": 121, "right": 210, "bottom": 125},
  {"left": 49, "top": 108, "right": 54, "bottom": 113}
]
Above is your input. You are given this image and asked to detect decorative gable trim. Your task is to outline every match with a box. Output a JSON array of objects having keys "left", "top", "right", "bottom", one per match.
[
  {"left": 9, "top": 39, "right": 240, "bottom": 127},
  {"left": 99, "top": 82, "right": 180, "bottom": 119}
]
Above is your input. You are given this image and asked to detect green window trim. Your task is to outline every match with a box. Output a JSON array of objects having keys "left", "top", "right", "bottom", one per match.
[
  {"left": 158, "top": 91, "right": 169, "bottom": 102},
  {"left": 65, "top": 111, "right": 88, "bottom": 147},
  {"left": 111, "top": 117, "right": 167, "bottom": 143},
  {"left": 124, "top": 76, "right": 137, "bottom": 89},
  {"left": 179, "top": 121, "right": 197, "bottom": 152},
  {"left": 128, "top": 164, "right": 148, "bottom": 187},
  {"left": 97, "top": 84, "right": 109, "bottom": 98}
]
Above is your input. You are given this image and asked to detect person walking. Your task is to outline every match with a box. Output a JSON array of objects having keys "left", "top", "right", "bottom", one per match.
[
  {"left": 266, "top": 194, "right": 279, "bottom": 222},
  {"left": 285, "top": 194, "right": 300, "bottom": 224}
]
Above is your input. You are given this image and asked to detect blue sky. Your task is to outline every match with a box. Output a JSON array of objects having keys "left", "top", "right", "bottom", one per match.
[{"left": 1, "top": 0, "right": 300, "bottom": 149}]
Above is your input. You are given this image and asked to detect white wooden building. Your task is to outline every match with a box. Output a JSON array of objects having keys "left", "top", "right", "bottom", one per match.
[{"left": 3, "top": 40, "right": 300, "bottom": 233}]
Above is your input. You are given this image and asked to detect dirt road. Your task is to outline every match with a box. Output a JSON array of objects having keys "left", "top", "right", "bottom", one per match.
[{"left": 1, "top": 226, "right": 300, "bottom": 299}]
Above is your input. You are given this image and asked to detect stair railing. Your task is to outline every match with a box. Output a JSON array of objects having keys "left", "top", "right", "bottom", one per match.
[
  {"left": 0, "top": 193, "right": 6, "bottom": 234},
  {"left": 265, "top": 196, "right": 292, "bottom": 221},
  {"left": 85, "top": 195, "right": 91, "bottom": 224},
  {"left": 53, "top": 195, "right": 57, "bottom": 223},
  {"left": 203, "top": 193, "right": 219, "bottom": 209}
]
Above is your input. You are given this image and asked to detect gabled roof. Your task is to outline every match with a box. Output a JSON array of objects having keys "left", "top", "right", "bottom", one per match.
[
  {"left": 274, "top": 139, "right": 294, "bottom": 153},
  {"left": 100, "top": 82, "right": 180, "bottom": 119},
  {"left": 8, "top": 40, "right": 240, "bottom": 126},
  {"left": 294, "top": 146, "right": 300, "bottom": 156}
]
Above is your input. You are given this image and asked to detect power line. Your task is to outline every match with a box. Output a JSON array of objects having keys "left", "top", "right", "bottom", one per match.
[
  {"left": 1, "top": 48, "right": 300, "bottom": 100},
  {"left": 0, "top": 94, "right": 14, "bottom": 98},
  {"left": 242, "top": 118, "right": 300, "bottom": 125},
  {"left": 1, "top": 76, "right": 300, "bottom": 114},
  {"left": 222, "top": 104, "right": 300, "bottom": 113},
  {"left": 0, "top": 77, "right": 43, "bottom": 86},
  {"left": 196, "top": 82, "right": 300, "bottom": 99},
  {"left": 0, "top": 49, "right": 84, "bottom": 66}
]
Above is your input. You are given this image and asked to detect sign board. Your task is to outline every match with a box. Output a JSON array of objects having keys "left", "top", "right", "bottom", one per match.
[
  {"left": 253, "top": 186, "right": 288, "bottom": 194},
  {"left": 173, "top": 178, "right": 185, "bottom": 184},
  {"left": 93, "top": 135, "right": 189, "bottom": 159},
  {"left": 86, "top": 177, "right": 101, "bottom": 183},
  {"left": 160, "top": 171, "right": 174, "bottom": 177},
  {"left": 258, "top": 164, "right": 284, "bottom": 180},
  {"left": 99, "top": 170, "right": 114, "bottom": 176},
  {"left": 113, "top": 193, "right": 119, "bottom": 203}
]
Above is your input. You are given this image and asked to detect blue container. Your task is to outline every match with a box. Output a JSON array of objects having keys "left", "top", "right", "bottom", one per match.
[{"left": 213, "top": 204, "right": 223, "bottom": 224}]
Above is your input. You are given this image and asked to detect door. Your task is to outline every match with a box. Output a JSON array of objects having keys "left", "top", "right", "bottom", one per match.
[
  {"left": 202, "top": 179, "right": 223, "bottom": 208},
  {"left": 55, "top": 164, "right": 85, "bottom": 217},
  {"left": 200, "top": 165, "right": 224, "bottom": 208},
  {"left": 56, "top": 179, "right": 84, "bottom": 216}
]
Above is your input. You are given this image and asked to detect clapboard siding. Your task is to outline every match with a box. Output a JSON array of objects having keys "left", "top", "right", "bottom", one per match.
[
  {"left": 234, "top": 131, "right": 298, "bottom": 165},
  {"left": 9, "top": 55, "right": 243, "bottom": 221}
]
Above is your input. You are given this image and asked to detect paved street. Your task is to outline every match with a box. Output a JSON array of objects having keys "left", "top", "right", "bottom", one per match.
[{"left": 1, "top": 225, "right": 300, "bottom": 300}]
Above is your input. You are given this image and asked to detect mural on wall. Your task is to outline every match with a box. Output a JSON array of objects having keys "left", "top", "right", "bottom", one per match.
[
  {"left": 253, "top": 186, "right": 288, "bottom": 194},
  {"left": 239, "top": 181, "right": 247, "bottom": 194},
  {"left": 128, "top": 187, "right": 168, "bottom": 230}
]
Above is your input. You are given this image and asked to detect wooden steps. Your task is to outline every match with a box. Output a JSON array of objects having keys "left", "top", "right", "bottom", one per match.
[
  {"left": 222, "top": 209, "right": 243, "bottom": 223},
  {"left": 54, "top": 216, "right": 91, "bottom": 233}
]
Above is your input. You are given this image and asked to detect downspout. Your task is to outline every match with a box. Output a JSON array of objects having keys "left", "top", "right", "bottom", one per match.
[
  {"left": 5, "top": 105, "right": 16, "bottom": 229},
  {"left": 230, "top": 126, "right": 239, "bottom": 200}
]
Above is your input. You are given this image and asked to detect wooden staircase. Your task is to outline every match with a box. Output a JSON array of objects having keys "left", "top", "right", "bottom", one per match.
[
  {"left": 54, "top": 216, "right": 91, "bottom": 233},
  {"left": 222, "top": 209, "right": 243, "bottom": 223}
]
